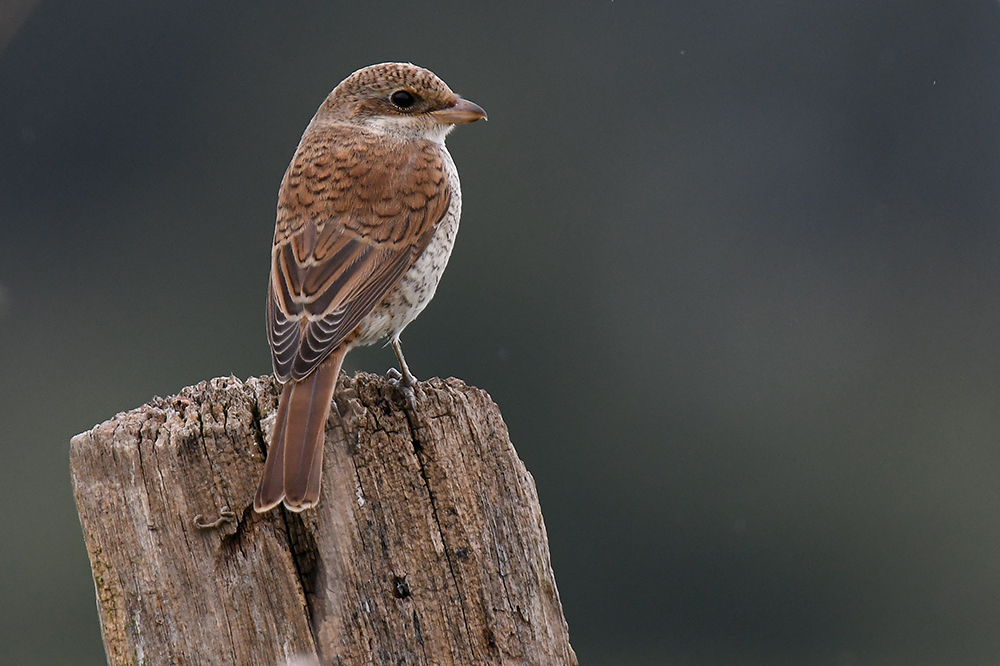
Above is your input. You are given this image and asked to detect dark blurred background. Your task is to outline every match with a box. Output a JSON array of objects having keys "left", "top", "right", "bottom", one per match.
[{"left": 3, "top": 1, "right": 1000, "bottom": 664}]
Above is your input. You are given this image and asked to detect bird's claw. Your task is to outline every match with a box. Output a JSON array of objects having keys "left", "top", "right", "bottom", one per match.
[
  {"left": 386, "top": 366, "right": 417, "bottom": 388},
  {"left": 386, "top": 368, "right": 419, "bottom": 411}
]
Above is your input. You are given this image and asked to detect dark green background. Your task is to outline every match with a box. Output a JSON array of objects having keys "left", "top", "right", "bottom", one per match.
[{"left": 3, "top": 1, "right": 1000, "bottom": 664}]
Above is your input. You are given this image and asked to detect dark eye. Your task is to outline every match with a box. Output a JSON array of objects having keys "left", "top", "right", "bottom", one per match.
[{"left": 390, "top": 90, "right": 417, "bottom": 109}]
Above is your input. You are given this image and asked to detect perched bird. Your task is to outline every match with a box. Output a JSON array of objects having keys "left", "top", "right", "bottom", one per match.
[{"left": 254, "top": 63, "right": 486, "bottom": 513}]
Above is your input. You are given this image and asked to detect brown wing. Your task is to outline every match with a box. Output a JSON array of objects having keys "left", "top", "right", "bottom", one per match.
[{"left": 267, "top": 125, "right": 451, "bottom": 382}]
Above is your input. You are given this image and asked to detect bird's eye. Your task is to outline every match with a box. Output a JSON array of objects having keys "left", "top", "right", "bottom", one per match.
[{"left": 390, "top": 90, "right": 417, "bottom": 109}]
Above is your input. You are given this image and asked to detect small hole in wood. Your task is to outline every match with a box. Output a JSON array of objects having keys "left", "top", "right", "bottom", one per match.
[{"left": 392, "top": 574, "right": 411, "bottom": 599}]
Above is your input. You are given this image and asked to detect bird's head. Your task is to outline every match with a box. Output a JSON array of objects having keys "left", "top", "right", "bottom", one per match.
[{"left": 315, "top": 62, "right": 486, "bottom": 143}]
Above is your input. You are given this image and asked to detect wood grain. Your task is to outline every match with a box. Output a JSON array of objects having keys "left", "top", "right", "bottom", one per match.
[{"left": 71, "top": 373, "right": 576, "bottom": 666}]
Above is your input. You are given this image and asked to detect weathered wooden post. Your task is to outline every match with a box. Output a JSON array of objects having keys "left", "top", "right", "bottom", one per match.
[{"left": 70, "top": 372, "right": 576, "bottom": 665}]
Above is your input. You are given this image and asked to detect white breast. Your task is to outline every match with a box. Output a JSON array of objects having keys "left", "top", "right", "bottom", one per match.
[{"left": 353, "top": 144, "right": 462, "bottom": 346}]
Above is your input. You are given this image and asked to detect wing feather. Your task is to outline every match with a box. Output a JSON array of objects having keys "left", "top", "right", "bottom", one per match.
[{"left": 267, "top": 125, "right": 451, "bottom": 382}]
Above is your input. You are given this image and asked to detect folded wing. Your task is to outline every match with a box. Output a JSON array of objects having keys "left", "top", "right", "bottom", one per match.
[{"left": 267, "top": 126, "right": 451, "bottom": 382}]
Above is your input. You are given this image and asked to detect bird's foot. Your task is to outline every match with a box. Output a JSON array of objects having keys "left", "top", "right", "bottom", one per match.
[
  {"left": 387, "top": 338, "right": 419, "bottom": 410},
  {"left": 385, "top": 366, "right": 418, "bottom": 388},
  {"left": 386, "top": 367, "right": 419, "bottom": 411}
]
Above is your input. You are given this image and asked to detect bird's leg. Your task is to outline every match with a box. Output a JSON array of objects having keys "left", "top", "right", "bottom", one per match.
[
  {"left": 387, "top": 337, "right": 419, "bottom": 410},
  {"left": 389, "top": 337, "right": 418, "bottom": 387}
]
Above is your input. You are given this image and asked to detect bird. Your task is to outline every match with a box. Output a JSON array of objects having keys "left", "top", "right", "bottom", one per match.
[{"left": 253, "top": 63, "right": 486, "bottom": 513}]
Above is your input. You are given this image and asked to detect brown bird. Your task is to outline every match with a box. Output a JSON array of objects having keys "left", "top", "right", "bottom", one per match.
[{"left": 253, "top": 63, "right": 486, "bottom": 513}]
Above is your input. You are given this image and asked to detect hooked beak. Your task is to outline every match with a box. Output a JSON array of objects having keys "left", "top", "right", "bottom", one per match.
[{"left": 431, "top": 97, "right": 487, "bottom": 125}]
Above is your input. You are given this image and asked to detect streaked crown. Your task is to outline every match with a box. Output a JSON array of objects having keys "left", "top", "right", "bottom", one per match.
[
  {"left": 308, "top": 62, "right": 485, "bottom": 142},
  {"left": 322, "top": 63, "right": 457, "bottom": 121}
]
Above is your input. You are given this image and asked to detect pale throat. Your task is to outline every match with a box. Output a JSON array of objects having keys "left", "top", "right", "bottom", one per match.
[{"left": 360, "top": 115, "right": 454, "bottom": 144}]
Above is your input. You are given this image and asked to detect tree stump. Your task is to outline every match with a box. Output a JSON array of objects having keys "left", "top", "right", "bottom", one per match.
[{"left": 70, "top": 373, "right": 576, "bottom": 666}]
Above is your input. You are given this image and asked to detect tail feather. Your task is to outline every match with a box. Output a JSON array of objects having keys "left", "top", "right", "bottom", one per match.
[
  {"left": 254, "top": 347, "right": 345, "bottom": 512},
  {"left": 253, "top": 381, "right": 292, "bottom": 512}
]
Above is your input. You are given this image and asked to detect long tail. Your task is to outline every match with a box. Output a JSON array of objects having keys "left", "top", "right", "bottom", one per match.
[{"left": 254, "top": 347, "right": 346, "bottom": 512}]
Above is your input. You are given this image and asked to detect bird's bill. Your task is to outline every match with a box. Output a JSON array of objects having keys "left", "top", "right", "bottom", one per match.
[{"left": 431, "top": 98, "right": 487, "bottom": 125}]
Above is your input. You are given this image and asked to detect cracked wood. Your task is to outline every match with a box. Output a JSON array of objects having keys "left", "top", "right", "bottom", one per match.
[{"left": 70, "top": 373, "right": 576, "bottom": 665}]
